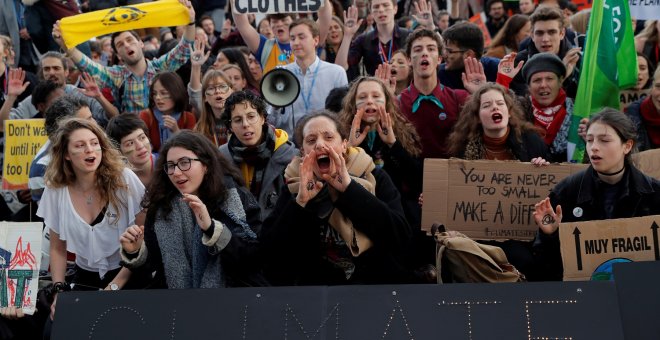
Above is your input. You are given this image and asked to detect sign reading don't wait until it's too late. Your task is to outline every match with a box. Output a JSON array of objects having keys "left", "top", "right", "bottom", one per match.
[{"left": 2, "top": 119, "right": 48, "bottom": 190}]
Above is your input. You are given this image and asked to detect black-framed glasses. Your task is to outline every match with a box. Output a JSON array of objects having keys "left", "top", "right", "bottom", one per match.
[{"left": 164, "top": 157, "right": 201, "bottom": 175}]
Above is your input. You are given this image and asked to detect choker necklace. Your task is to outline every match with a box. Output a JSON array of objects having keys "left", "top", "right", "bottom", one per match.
[{"left": 597, "top": 166, "right": 625, "bottom": 176}]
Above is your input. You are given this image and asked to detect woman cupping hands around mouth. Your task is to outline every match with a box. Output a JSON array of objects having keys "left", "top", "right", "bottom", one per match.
[{"left": 260, "top": 111, "right": 414, "bottom": 286}]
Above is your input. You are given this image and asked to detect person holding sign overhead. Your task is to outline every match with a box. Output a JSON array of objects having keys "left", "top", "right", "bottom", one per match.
[
  {"left": 50, "top": 0, "right": 197, "bottom": 114},
  {"left": 232, "top": 0, "right": 332, "bottom": 74},
  {"left": 532, "top": 109, "right": 660, "bottom": 281}
]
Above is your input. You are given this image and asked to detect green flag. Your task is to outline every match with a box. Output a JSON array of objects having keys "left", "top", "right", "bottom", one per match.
[{"left": 567, "top": 0, "right": 638, "bottom": 163}]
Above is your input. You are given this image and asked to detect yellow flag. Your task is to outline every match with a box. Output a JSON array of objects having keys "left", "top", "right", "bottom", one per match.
[{"left": 59, "top": 0, "right": 191, "bottom": 49}]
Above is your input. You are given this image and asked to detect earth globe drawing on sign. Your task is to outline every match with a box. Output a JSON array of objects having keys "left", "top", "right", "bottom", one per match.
[{"left": 591, "top": 258, "right": 633, "bottom": 281}]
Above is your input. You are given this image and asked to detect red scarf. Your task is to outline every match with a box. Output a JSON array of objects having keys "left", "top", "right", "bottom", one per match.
[
  {"left": 531, "top": 88, "right": 567, "bottom": 145},
  {"left": 640, "top": 96, "right": 660, "bottom": 148}
]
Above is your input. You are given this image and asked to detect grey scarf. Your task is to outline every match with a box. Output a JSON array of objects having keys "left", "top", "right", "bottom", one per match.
[{"left": 154, "top": 197, "right": 222, "bottom": 289}]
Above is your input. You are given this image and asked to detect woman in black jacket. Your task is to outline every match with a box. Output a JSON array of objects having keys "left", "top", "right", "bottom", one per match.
[
  {"left": 260, "top": 111, "right": 413, "bottom": 286},
  {"left": 533, "top": 108, "right": 660, "bottom": 281}
]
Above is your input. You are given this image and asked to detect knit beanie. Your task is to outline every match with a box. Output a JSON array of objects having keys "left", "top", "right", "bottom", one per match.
[{"left": 522, "top": 52, "right": 567, "bottom": 84}]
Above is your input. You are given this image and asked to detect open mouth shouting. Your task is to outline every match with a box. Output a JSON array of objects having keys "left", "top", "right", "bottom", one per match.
[
  {"left": 419, "top": 59, "right": 431, "bottom": 70},
  {"left": 491, "top": 112, "right": 503, "bottom": 124},
  {"left": 316, "top": 153, "right": 332, "bottom": 173}
]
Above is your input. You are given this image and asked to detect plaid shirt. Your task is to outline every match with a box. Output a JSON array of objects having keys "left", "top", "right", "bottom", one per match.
[{"left": 76, "top": 38, "right": 193, "bottom": 114}]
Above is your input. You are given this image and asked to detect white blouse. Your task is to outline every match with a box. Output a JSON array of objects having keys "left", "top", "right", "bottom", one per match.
[{"left": 37, "top": 168, "right": 145, "bottom": 278}]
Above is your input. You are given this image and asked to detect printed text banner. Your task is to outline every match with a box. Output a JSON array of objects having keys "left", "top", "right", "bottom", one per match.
[
  {"left": 559, "top": 215, "right": 660, "bottom": 281},
  {"left": 629, "top": 0, "right": 660, "bottom": 20}
]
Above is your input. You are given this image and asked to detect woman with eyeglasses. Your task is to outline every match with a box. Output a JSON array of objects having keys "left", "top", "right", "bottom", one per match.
[
  {"left": 37, "top": 118, "right": 145, "bottom": 319},
  {"left": 190, "top": 48, "right": 235, "bottom": 147},
  {"left": 139, "top": 71, "right": 196, "bottom": 153},
  {"left": 120, "top": 131, "right": 265, "bottom": 288},
  {"left": 219, "top": 91, "right": 297, "bottom": 220}
]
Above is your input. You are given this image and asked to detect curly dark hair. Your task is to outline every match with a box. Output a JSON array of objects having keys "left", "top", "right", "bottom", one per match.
[
  {"left": 447, "top": 83, "right": 540, "bottom": 156},
  {"left": 143, "top": 131, "right": 244, "bottom": 218},
  {"left": 221, "top": 90, "right": 268, "bottom": 131}
]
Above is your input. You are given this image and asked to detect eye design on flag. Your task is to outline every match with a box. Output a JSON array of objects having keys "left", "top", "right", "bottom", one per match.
[{"left": 101, "top": 7, "right": 147, "bottom": 26}]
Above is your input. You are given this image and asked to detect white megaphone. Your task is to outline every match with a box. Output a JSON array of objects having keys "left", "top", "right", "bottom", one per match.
[{"left": 260, "top": 68, "right": 301, "bottom": 108}]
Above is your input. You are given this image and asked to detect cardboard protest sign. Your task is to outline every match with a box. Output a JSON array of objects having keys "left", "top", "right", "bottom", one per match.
[
  {"left": 619, "top": 89, "right": 649, "bottom": 111},
  {"left": 0, "top": 222, "right": 42, "bottom": 315},
  {"left": 629, "top": 0, "right": 660, "bottom": 20},
  {"left": 233, "top": 0, "right": 323, "bottom": 14},
  {"left": 632, "top": 148, "right": 660, "bottom": 180},
  {"left": 2, "top": 119, "right": 48, "bottom": 190},
  {"left": 422, "top": 159, "right": 587, "bottom": 240},
  {"left": 559, "top": 215, "right": 660, "bottom": 281}
]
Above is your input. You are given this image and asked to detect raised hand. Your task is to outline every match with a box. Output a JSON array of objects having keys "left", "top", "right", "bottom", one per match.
[
  {"left": 533, "top": 197, "right": 563, "bottom": 235},
  {"left": 6, "top": 68, "right": 30, "bottom": 98},
  {"left": 178, "top": 0, "right": 196, "bottom": 23},
  {"left": 412, "top": 0, "right": 435, "bottom": 30},
  {"left": 343, "top": 5, "right": 363, "bottom": 38},
  {"left": 182, "top": 193, "right": 212, "bottom": 230},
  {"left": 51, "top": 21, "right": 66, "bottom": 50},
  {"left": 191, "top": 38, "right": 210, "bottom": 66},
  {"left": 498, "top": 52, "right": 524, "bottom": 79},
  {"left": 461, "top": 57, "right": 486, "bottom": 94},
  {"left": 321, "top": 146, "right": 351, "bottom": 192},
  {"left": 348, "top": 108, "right": 370, "bottom": 147},
  {"left": 562, "top": 47, "right": 581, "bottom": 80},
  {"left": 296, "top": 151, "right": 324, "bottom": 207},
  {"left": 375, "top": 63, "right": 396, "bottom": 95},
  {"left": 376, "top": 106, "right": 396, "bottom": 146},
  {"left": 120, "top": 224, "right": 145, "bottom": 254},
  {"left": 78, "top": 72, "right": 102, "bottom": 98},
  {"left": 578, "top": 117, "right": 589, "bottom": 141}
]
